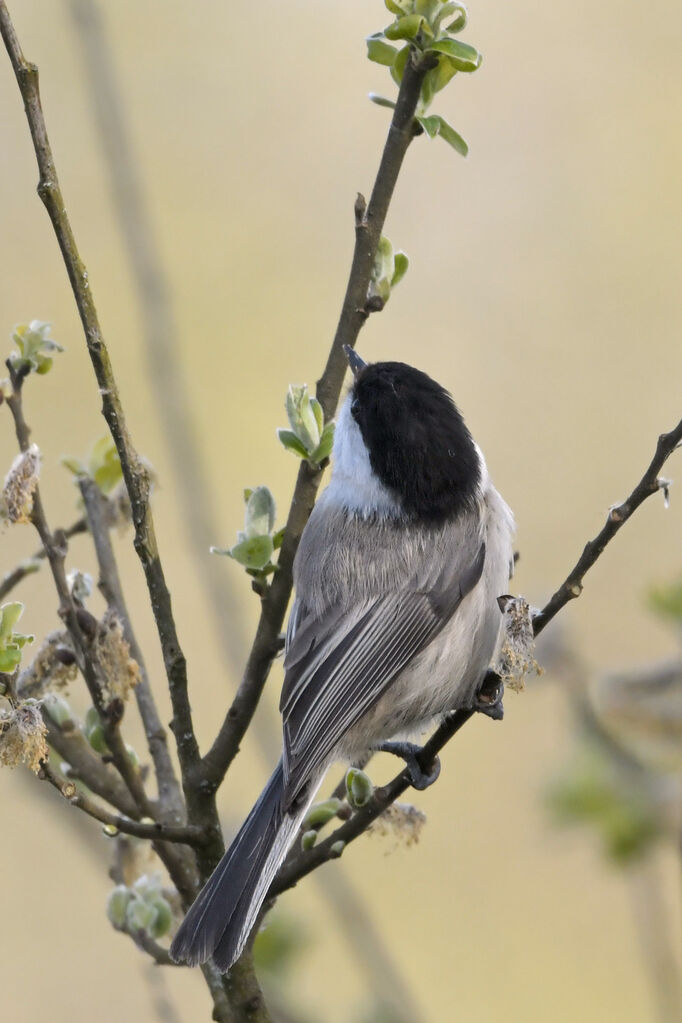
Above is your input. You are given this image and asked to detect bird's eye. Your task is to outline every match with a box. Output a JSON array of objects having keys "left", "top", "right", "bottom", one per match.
[{"left": 350, "top": 399, "right": 360, "bottom": 421}]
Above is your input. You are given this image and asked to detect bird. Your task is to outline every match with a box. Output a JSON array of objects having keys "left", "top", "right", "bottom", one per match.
[{"left": 170, "top": 347, "right": 515, "bottom": 972}]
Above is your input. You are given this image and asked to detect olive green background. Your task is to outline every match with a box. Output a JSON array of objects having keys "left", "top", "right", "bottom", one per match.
[{"left": 0, "top": 2, "right": 680, "bottom": 1021}]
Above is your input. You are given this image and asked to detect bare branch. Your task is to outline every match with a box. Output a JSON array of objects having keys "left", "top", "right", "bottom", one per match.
[
  {"left": 43, "top": 713, "right": 139, "bottom": 818},
  {"left": 201, "top": 50, "right": 434, "bottom": 791},
  {"left": 79, "top": 477, "right": 184, "bottom": 820},
  {"left": 4, "top": 372, "right": 153, "bottom": 816},
  {"left": 0, "top": 517, "right": 86, "bottom": 600},
  {"left": 0, "top": 1, "right": 200, "bottom": 789},
  {"left": 532, "top": 419, "right": 682, "bottom": 635},
  {"left": 38, "top": 759, "right": 205, "bottom": 845}
]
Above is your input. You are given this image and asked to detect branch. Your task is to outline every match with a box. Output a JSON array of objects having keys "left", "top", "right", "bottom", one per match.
[
  {"left": 532, "top": 420, "right": 682, "bottom": 634},
  {"left": 43, "top": 714, "right": 139, "bottom": 818},
  {"left": 271, "top": 417, "right": 682, "bottom": 895},
  {"left": 0, "top": 1, "right": 200, "bottom": 789},
  {"left": 201, "top": 49, "right": 434, "bottom": 791},
  {"left": 38, "top": 759, "right": 205, "bottom": 845},
  {"left": 0, "top": 517, "right": 87, "bottom": 600},
  {"left": 79, "top": 477, "right": 184, "bottom": 820},
  {"left": 5, "top": 372, "right": 153, "bottom": 817}
]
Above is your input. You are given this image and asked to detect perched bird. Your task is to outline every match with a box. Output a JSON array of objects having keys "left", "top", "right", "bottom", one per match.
[{"left": 170, "top": 348, "right": 515, "bottom": 972}]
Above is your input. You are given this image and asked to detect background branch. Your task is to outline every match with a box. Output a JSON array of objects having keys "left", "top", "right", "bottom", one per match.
[
  {"left": 0, "top": 1, "right": 201, "bottom": 796},
  {"left": 79, "top": 476, "right": 184, "bottom": 820}
]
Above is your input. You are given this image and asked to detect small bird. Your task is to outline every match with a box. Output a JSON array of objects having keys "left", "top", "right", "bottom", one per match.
[{"left": 170, "top": 348, "right": 515, "bottom": 972}]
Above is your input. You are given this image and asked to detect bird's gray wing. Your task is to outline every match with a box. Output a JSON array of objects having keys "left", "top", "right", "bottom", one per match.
[{"left": 279, "top": 538, "right": 486, "bottom": 807}]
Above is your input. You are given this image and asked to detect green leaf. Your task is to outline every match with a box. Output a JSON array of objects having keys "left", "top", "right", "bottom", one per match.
[
  {"left": 432, "top": 54, "right": 459, "bottom": 93},
  {"left": 368, "top": 93, "right": 397, "bottom": 109},
  {"left": 437, "top": 2, "right": 468, "bottom": 34},
  {"left": 0, "top": 602, "right": 24, "bottom": 643},
  {"left": 0, "top": 646, "right": 21, "bottom": 672},
  {"left": 436, "top": 116, "right": 468, "bottom": 156},
  {"left": 366, "top": 36, "right": 399, "bottom": 67},
  {"left": 272, "top": 527, "right": 285, "bottom": 550},
  {"left": 391, "top": 45, "right": 410, "bottom": 86},
  {"left": 384, "top": 0, "right": 409, "bottom": 14},
  {"left": 385, "top": 14, "right": 426, "bottom": 42},
  {"left": 374, "top": 235, "right": 395, "bottom": 283},
  {"left": 277, "top": 429, "right": 309, "bottom": 459},
  {"left": 285, "top": 385, "right": 320, "bottom": 453},
  {"left": 244, "top": 486, "right": 276, "bottom": 538},
  {"left": 417, "top": 114, "right": 441, "bottom": 138},
  {"left": 391, "top": 251, "right": 409, "bottom": 287},
  {"left": 310, "top": 421, "right": 335, "bottom": 464},
  {"left": 427, "top": 38, "right": 481, "bottom": 72},
  {"left": 309, "top": 396, "right": 324, "bottom": 437},
  {"left": 228, "top": 535, "right": 274, "bottom": 571}
]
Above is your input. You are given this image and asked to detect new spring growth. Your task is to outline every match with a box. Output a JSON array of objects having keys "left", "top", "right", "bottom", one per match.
[
  {"left": 107, "top": 875, "right": 173, "bottom": 940},
  {"left": 346, "top": 767, "right": 375, "bottom": 809},
  {"left": 367, "top": 1, "right": 482, "bottom": 157},
  {"left": 2, "top": 444, "right": 40, "bottom": 524},
  {"left": 367, "top": 236, "right": 409, "bottom": 309},
  {"left": 211, "top": 486, "right": 282, "bottom": 575},
  {"left": 8, "top": 320, "right": 63, "bottom": 376},
  {"left": 0, "top": 602, "right": 34, "bottom": 673},
  {"left": 62, "top": 435, "right": 123, "bottom": 496},
  {"left": 302, "top": 797, "right": 344, "bottom": 830},
  {"left": 277, "top": 385, "right": 335, "bottom": 465}
]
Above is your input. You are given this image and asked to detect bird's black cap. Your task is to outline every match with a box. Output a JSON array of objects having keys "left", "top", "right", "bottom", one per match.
[{"left": 350, "top": 361, "right": 481, "bottom": 524}]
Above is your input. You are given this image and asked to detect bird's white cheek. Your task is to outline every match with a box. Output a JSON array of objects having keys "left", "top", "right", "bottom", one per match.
[{"left": 327, "top": 398, "right": 402, "bottom": 519}]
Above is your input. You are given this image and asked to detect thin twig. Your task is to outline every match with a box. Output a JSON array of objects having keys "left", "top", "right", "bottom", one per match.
[
  {"left": 0, "top": 1, "right": 201, "bottom": 794},
  {"left": 43, "top": 714, "right": 139, "bottom": 817},
  {"left": 272, "top": 418, "right": 682, "bottom": 894},
  {"left": 0, "top": 517, "right": 87, "bottom": 600},
  {"left": 38, "top": 758, "right": 205, "bottom": 845},
  {"left": 201, "top": 49, "right": 434, "bottom": 791},
  {"left": 5, "top": 371, "right": 153, "bottom": 816},
  {"left": 79, "top": 476, "right": 184, "bottom": 820},
  {"left": 532, "top": 421, "right": 682, "bottom": 634}
]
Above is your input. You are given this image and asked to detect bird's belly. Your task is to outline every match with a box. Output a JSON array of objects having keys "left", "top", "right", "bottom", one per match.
[{"left": 340, "top": 578, "right": 504, "bottom": 759}]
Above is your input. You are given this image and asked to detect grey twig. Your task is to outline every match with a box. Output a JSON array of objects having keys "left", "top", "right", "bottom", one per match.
[
  {"left": 0, "top": 517, "right": 87, "bottom": 600},
  {"left": 4, "top": 370, "right": 153, "bottom": 816},
  {"left": 271, "top": 418, "right": 682, "bottom": 895},
  {"left": 38, "top": 758, "right": 205, "bottom": 845},
  {"left": 43, "top": 714, "right": 139, "bottom": 817},
  {"left": 79, "top": 476, "right": 184, "bottom": 820},
  {"left": 532, "top": 419, "right": 682, "bottom": 633}
]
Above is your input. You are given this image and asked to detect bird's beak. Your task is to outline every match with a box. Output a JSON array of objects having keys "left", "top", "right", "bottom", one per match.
[{"left": 343, "top": 345, "right": 367, "bottom": 379}]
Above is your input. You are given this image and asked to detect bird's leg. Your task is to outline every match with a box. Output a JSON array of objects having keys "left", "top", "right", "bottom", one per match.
[
  {"left": 374, "top": 740, "right": 441, "bottom": 791},
  {"left": 471, "top": 669, "right": 505, "bottom": 720}
]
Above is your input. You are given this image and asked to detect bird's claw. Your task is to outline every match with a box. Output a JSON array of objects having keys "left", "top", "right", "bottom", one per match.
[
  {"left": 472, "top": 670, "right": 505, "bottom": 720},
  {"left": 374, "top": 740, "right": 441, "bottom": 791}
]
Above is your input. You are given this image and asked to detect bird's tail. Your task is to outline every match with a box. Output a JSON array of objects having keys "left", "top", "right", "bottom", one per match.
[{"left": 170, "top": 760, "right": 320, "bottom": 973}]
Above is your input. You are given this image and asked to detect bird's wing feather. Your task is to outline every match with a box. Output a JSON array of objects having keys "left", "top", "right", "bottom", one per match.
[{"left": 280, "top": 535, "right": 485, "bottom": 805}]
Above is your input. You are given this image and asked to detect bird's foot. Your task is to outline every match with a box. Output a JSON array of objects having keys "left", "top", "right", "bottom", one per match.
[
  {"left": 374, "top": 740, "right": 441, "bottom": 790},
  {"left": 472, "top": 670, "right": 505, "bottom": 721}
]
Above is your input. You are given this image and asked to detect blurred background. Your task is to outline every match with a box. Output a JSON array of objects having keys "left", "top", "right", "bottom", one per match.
[{"left": 0, "top": 1, "right": 680, "bottom": 1021}]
